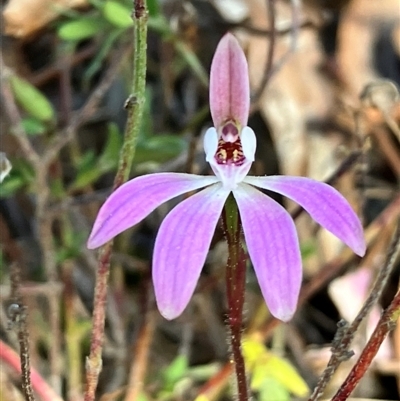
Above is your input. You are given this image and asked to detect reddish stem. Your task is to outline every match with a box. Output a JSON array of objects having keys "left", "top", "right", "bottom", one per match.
[
  {"left": 0, "top": 340, "right": 64, "bottom": 401},
  {"left": 331, "top": 288, "right": 400, "bottom": 401},
  {"left": 84, "top": 244, "right": 112, "bottom": 401},
  {"left": 223, "top": 196, "right": 249, "bottom": 400}
]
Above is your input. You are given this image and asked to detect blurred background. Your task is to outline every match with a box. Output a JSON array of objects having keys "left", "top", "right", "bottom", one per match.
[{"left": 0, "top": 0, "right": 399, "bottom": 400}]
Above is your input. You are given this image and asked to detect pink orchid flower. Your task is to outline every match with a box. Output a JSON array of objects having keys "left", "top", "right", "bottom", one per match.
[{"left": 87, "top": 33, "right": 366, "bottom": 322}]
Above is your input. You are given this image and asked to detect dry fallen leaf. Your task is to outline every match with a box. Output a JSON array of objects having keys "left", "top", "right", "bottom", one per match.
[
  {"left": 329, "top": 265, "right": 393, "bottom": 361},
  {"left": 3, "top": 0, "right": 88, "bottom": 39},
  {"left": 336, "top": 0, "right": 400, "bottom": 102}
]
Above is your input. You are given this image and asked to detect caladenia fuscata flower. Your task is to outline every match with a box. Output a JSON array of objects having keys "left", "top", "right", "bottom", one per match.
[{"left": 87, "top": 33, "right": 366, "bottom": 322}]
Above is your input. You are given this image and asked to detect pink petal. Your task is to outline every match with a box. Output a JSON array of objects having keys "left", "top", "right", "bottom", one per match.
[
  {"left": 233, "top": 183, "right": 302, "bottom": 322},
  {"left": 87, "top": 173, "right": 218, "bottom": 249},
  {"left": 153, "top": 184, "right": 230, "bottom": 320},
  {"left": 210, "top": 33, "right": 250, "bottom": 129},
  {"left": 245, "top": 176, "right": 366, "bottom": 256}
]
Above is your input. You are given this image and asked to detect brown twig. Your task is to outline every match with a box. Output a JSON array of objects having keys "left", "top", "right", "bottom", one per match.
[
  {"left": 309, "top": 220, "right": 400, "bottom": 401},
  {"left": 1, "top": 50, "right": 62, "bottom": 389},
  {"left": 251, "top": 0, "right": 300, "bottom": 104},
  {"left": 124, "top": 304, "right": 156, "bottom": 400},
  {"left": 298, "top": 194, "right": 400, "bottom": 305},
  {"left": 8, "top": 263, "right": 36, "bottom": 401},
  {"left": 62, "top": 260, "right": 85, "bottom": 401},
  {"left": 331, "top": 285, "right": 400, "bottom": 401},
  {"left": 42, "top": 44, "right": 132, "bottom": 167},
  {"left": 237, "top": 18, "right": 319, "bottom": 37},
  {"left": 199, "top": 193, "right": 400, "bottom": 397},
  {"left": 84, "top": 2, "right": 148, "bottom": 400},
  {"left": 370, "top": 126, "right": 400, "bottom": 177},
  {"left": 84, "top": 244, "right": 113, "bottom": 401},
  {"left": 0, "top": 54, "right": 41, "bottom": 167},
  {"left": 30, "top": 44, "right": 97, "bottom": 88},
  {"left": 0, "top": 340, "right": 64, "bottom": 401},
  {"left": 250, "top": 0, "right": 276, "bottom": 104}
]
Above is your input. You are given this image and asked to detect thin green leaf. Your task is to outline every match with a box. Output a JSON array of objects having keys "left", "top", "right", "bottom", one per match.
[
  {"left": 58, "top": 17, "right": 105, "bottom": 41},
  {"left": 21, "top": 117, "right": 47, "bottom": 136},
  {"left": 175, "top": 40, "right": 209, "bottom": 87},
  {"left": 147, "top": 0, "right": 160, "bottom": 17},
  {"left": 162, "top": 355, "right": 188, "bottom": 388},
  {"left": 102, "top": 0, "right": 133, "bottom": 28},
  {"left": 0, "top": 176, "right": 25, "bottom": 197},
  {"left": 258, "top": 377, "right": 290, "bottom": 401},
  {"left": 97, "top": 123, "right": 123, "bottom": 170},
  {"left": 83, "top": 28, "right": 124, "bottom": 87},
  {"left": 71, "top": 151, "right": 99, "bottom": 190},
  {"left": 258, "top": 355, "right": 309, "bottom": 397},
  {"left": 10, "top": 76, "right": 55, "bottom": 122},
  {"left": 135, "top": 135, "right": 187, "bottom": 164}
]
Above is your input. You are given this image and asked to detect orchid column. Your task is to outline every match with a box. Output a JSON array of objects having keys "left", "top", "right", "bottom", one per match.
[{"left": 88, "top": 33, "right": 366, "bottom": 400}]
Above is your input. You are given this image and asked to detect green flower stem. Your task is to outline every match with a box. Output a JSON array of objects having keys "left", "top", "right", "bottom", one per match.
[
  {"left": 83, "top": 2, "right": 148, "bottom": 401},
  {"left": 223, "top": 195, "right": 249, "bottom": 401},
  {"left": 114, "top": 2, "right": 148, "bottom": 188}
]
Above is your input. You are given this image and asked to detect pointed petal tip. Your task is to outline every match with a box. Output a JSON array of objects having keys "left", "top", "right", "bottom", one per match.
[
  {"left": 271, "top": 307, "right": 295, "bottom": 323},
  {"left": 210, "top": 32, "right": 249, "bottom": 129},
  {"left": 219, "top": 32, "right": 242, "bottom": 52},
  {"left": 353, "top": 238, "right": 367, "bottom": 257},
  {"left": 158, "top": 305, "right": 182, "bottom": 321},
  {"left": 86, "top": 235, "right": 101, "bottom": 250},
  {"left": 86, "top": 173, "right": 218, "bottom": 251},
  {"left": 245, "top": 176, "right": 367, "bottom": 259},
  {"left": 153, "top": 184, "right": 229, "bottom": 323},
  {"left": 340, "top": 216, "right": 366, "bottom": 257},
  {"left": 233, "top": 184, "right": 301, "bottom": 325},
  {"left": 87, "top": 224, "right": 113, "bottom": 249}
]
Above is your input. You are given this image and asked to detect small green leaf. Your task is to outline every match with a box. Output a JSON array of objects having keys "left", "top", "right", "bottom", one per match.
[
  {"left": 83, "top": 28, "right": 123, "bottom": 87},
  {"left": 147, "top": 0, "right": 160, "bottom": 17},
  {"left": 162, "top": 355, "right": 188, "bottom": 388},
  {"left": 244, "top": 338, "right": 309, "bottom": 397},
  {"left": 102, "top": 0, "right": 133, "bottom": 28},
  {"left": 10, "top": 76, "right": 55, "bottom": 122},
  {"left": 187, "top": 362, "right": 221, "bottom": 381},
  {"left": 300, "top": 240, "right": 317, "bottom": 260},
  {"left": 58, "top": 17, "right": 104, "bottom": 41},
  {"left": 14, "top": 159, "right": 35, "bottom": 183},
  {"left": 71, "top": 126, "right": 122, "bottom": 190},
  {"left": 136, "top": 393, "right": 149, "bottom": 401},
  {"left": 97, "top": 123, "right": 122, "bottom": 170},
  {"left": 147, "top": 15, "right": 171, "bottom": 36},
  {"left": 136, "top": 135, "right": 187, "bottom": 164},
  {"left": 71, "top": 151, "right": 99, "bottom": 189},
  {"left": 259, "top": 355, "right": 309, "bottom": 397},
  {"left": 22, "top": 117, "right": 47, "bottom": 136},
  {"left": 258, "top": 377, "right": 290, "bottom": 401},
  {"left": 243, "top": 338, "right": 267, "bottom": 369},
  {"left": 50, "top": 178, "right": 66, "bottom": 198},
  {"left": 175, "top": 40, "right": 209, "bottom": 87},
  {"left": 0, "top": 175, "right": 25, "bottom": 197}
]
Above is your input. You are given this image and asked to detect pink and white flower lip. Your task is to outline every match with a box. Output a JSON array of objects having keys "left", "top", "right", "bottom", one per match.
[{"left": 87, "top": 33, "right": 366, "bottom": 322}]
